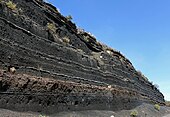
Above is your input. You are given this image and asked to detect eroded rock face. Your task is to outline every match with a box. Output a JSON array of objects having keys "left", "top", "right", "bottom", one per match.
[{"left": 0, "top": 0, "right": 164, "bottom": 114}]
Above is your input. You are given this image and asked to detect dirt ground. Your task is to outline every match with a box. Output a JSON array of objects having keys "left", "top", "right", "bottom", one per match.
[{"left": 0, "top": 103, "right": 170, "bottom": 117}]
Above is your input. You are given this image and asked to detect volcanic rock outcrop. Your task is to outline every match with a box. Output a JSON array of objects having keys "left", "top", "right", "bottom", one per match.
[{"left": 0, "top": 0, "right": 164, "bottom": 114}]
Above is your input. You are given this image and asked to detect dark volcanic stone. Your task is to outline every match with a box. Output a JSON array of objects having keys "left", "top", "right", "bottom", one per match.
[{"left": 0, "top": 0, "right": 164, "bottom": 114}]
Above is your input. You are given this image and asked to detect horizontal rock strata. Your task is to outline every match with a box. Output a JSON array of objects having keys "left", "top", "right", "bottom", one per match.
[{"left": 0, "top": 0, "right": 164, "bottom": 114}]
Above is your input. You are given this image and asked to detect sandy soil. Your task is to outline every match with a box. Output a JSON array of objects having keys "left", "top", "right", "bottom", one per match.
[{"left": 0, "top": 103, "right": 170, "bottom": 117}]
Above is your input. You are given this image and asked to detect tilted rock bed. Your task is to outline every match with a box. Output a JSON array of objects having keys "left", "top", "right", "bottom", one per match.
[{"left": 0, "top": 0, "right": 164, "bottom": 114}]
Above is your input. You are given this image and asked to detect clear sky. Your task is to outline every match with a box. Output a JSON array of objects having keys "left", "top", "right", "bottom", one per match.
[{"left": 48, "top": 0, "right": 170, "bottom": 101}]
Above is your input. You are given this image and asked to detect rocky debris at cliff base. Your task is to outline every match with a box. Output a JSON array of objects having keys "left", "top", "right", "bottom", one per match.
[{"left": 0, "top": 103, "right": 170, "bottom": 117}]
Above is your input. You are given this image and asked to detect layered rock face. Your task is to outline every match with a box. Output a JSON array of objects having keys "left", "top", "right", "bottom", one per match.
[{"left": 0, "top": 0, "right": 164, "bottom": 114}]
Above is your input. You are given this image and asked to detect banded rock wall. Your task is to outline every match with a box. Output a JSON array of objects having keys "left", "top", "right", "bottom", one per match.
[{"left": 0, "top": 0, "right": 164, "bottom": 114}]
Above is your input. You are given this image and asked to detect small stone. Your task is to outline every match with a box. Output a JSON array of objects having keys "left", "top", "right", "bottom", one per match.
[
  {"left": 108, "top": 85, "right": 112, "bottom": 89},
  {"left": 10, "top": 67, "right": 16, "bottom": 74},
  {"left": 106, "top": 50, "right": 112, "bottom": 55}
]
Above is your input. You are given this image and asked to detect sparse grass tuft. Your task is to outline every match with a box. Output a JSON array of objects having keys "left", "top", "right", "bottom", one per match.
[
  {"left": 65, "top": 15, "right": 72, "bottom": 21},
  {"left": 154, "top": 104, "right": 160, "bottom": 111},
  {"left": 6, "top": 1, "right": 17, "bottom": 11},
  {"left": 47, "top": 23, "right": 56, "bottom": 32},
  {"left": 130, "top": 110, "right": 138, "bottom": 117}
]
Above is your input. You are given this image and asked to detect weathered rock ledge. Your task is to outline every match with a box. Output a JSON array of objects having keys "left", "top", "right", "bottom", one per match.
[{"left": 0, "top": 0, "right": 164, "bottom": 114}]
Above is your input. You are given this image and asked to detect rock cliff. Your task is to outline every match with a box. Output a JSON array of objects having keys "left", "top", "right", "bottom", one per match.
[{"left": 0, "top": 0, "right": 164, "bottom": 114}]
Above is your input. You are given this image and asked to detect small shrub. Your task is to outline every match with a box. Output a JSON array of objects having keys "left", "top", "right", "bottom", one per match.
[
  {"left": 154, "top": 84, "right": 159, "bottom": 89},
  {"left": 63, "top": 37, "right": 70, "bottom": 44},
  {"left": 154, "top": 104, "right": 160, "bottom": 111},
  {"left": 130, "top": 110, "right": 138, "bottom": 117},
  {"left": 84, "top": 36, "right": 89, "bottom": 42},
  {"left": 6, "top": 1, "right": 17, "bottom": 10},
  {"left": 47, "top": 23, "right": 56, "bottom": 32},
  {"left": 65, "top": 15, "right": 72, "bottom": 21}
]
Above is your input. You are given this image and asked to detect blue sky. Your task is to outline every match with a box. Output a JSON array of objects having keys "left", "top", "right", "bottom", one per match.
[{"left": 48, "top": 0, "right": 170, "bottom": 101}]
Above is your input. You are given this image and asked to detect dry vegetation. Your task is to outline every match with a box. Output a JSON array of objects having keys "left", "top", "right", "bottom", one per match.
[
  {"left": 130, "top": 110, "right": 138, "bottom": 117},
  {"left": 6, "top": 1, "right": 17, "bottom": 11},
  {"left": 154, "top": 104, "right": 160, "bottom": 111},
  {"left": 62, "top": 37, "right": 70, "bottom": 44},
  {"left": 47, "top": 23, "right": 56, "bottom": 32}
]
